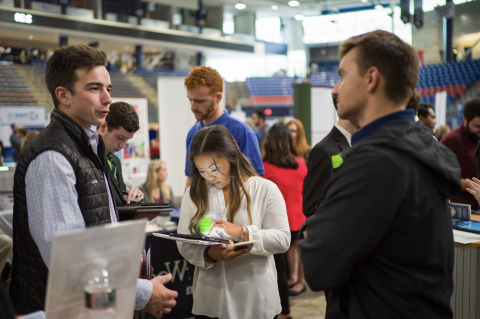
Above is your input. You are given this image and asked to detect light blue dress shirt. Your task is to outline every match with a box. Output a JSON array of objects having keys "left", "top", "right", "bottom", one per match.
[{"left": 25, "top": 128, "right": 152, "bottom": 310}]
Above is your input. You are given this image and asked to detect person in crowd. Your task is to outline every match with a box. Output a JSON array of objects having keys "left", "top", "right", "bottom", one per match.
[
  {"left": 418, "top": 103, "right": 436, "bottom": 133},
  {"left": 9, "top": 123, "right": 21, "bottom": 163},
  {"left": 184, "top": 66, "right": 263, "bottom": 191},
  {"left": 0, "top": 234, "right": 12, "bottom": 275},
  {"left": 299, "top": 30, "right": 461, "bottom": 319},
  {"left": 139, "top": 159, "right": 175, "bottom": 206},
  {"left": 286, "top": 119, "right": 311, "bottom": 162},
  {"left": 18, "top": 130, "right": 39, "bottom": 159},
  {"left": 406, "top": 90, "right": 420, "bottom": 115},
  {"left": 244, "top": 117, "right": 261, "bottom": 141},
  {"left": 17, "top": 128, "right": 28, "bottom": 141},
  {"left": 466, "top": 177, "right": 480, "bottom": 206},
  {"left": 435, "top": 125, "right": 451, "bottom": 142},
  {"left": 9, "top": 44, "right": 177, "bottom": 317},
  {"left": 262, "top": 123, "right": 308, "bottom": 316},
  {"left": 0, "top": 140, "right": 5, "bottom": 166},
  {"left": 303, "top": 98, "right": 357, "bottom": 218},
  {"left": 177, "top": 125, "right": 290, "bottom": 319},
  {"left": 441, "top": 97, "right": 480, "bottom": 210},
  {"left": 96, "top": 101, "right": 144, "bottom": 206},
  {"left": 252, "top": 109, "right": 270, "bottom": 149}
]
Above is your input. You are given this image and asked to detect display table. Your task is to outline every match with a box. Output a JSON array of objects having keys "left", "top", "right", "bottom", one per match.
[
  {"left": 145, "top": 232, "right": 193, "bottom": 319},
  {"left": 451, "top": 214, "right": 480, "bottom": 319}
]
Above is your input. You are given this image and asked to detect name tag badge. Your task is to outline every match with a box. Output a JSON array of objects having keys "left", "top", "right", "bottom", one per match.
[{"left": 90, "top": 179, "right": 98, "bottom": 184}]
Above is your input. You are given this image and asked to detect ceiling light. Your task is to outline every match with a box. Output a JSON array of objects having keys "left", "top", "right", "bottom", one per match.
[
  {"left": 361, "top": 0, "right": 368, "bottom": 2},
  {"left": 28, "top": 35, "right": 33, "bottom": 40},
  {"left": 271, "top": 5, "right": 278, "bottom": 10},
  {"left": 235, "top": 3, "right": 246, "bottom": 9},
  {"left": 295, "top": 14, "right": 304, "bottom": 20},
  {"left": 375, "top": 4, "right": 383, "bottom": 10},
  {"left": 288, "top": 1, "right": 300, "bottom": 7}
]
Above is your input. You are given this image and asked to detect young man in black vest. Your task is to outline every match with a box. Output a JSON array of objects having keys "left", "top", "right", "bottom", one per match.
[
  {"left": 299, "top": 31, "right": 461, "bottom": 318},
  {"left": 96, "top": 101, "right": 144, "bottom": 206},
  {"left": 10, "top": 45, "right": 177, "bottom": 317}
]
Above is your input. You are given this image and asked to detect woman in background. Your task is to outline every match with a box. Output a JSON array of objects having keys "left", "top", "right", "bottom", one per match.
[
  {"left": 18, "top": 130, "right": 39, "bottom": 159},
  {"left": 139, "top": 159, "right": 175, "bottom": 206},
  {"left": 286, "top": 119, "right": 311, "bottom": 162},
  {"left": 263, "top": 123, "right": 308, "bottom": 318}
]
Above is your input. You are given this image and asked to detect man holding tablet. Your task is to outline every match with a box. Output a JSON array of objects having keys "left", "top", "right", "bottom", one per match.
[{"left": 300, "top": 31, "right": 461, "bottom": 318}]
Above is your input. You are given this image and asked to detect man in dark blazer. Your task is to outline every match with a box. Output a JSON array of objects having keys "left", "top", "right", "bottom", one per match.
[
  {"left": 97, "top": 101, "right": 144, "bottom": 205},
  {"left": 303, "top": 98, "right": 357, "bottom": 218}
]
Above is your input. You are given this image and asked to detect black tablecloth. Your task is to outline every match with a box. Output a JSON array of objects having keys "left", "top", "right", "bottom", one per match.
[{"left": 145, "top": 232, "right": 193, "bottom": 319}]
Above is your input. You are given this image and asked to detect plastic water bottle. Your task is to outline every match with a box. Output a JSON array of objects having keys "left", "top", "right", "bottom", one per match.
[{"left": 81, "top": 258, "right": 116, "bottom": 319}]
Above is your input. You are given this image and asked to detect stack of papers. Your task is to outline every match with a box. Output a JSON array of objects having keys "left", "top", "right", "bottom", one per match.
[{"left": 453, "top": 229, "right": 480, "bottom": 244}]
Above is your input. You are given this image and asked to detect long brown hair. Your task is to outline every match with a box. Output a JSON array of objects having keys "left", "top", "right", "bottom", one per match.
[
  {"left": 263, "top": 123, "right": 298, "bottom": 169},
  {"left": 286, "top": 119, "right": 310, "bottom": 159},
  {"left": 145, "top": 160, "right": 170, "bottom": 202},
  {"left": 188, "top": 125, "right": 258, "bottom": 235},
  {"left": 19, "top": 130, "right": 39, "bottom": 158}
]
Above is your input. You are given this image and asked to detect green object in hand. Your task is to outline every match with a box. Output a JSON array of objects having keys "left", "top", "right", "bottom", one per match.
[
  {"left": 199, "top": 218, "right": 213, "bottom": 233},
  {"left": 331, "top": 155, "right": 344, "bottom": 169}
]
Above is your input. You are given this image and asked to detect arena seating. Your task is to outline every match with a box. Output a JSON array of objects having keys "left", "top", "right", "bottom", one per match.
[
  {"left": 309, "top": 59, "right": 480, "bottom": 106},
  {"left": 135, "top": 69, "right": 189, "bottom": 91},
  {"left": 244, "top": 76, "right": 294, "bottom": 106},
  {"left": 0, "top": 63, "right": 39, "bottom": 107}
]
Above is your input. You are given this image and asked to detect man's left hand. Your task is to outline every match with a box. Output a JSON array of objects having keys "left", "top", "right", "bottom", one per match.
[{"left": 123, "top": 187, "right": 144, "bottom": 204}]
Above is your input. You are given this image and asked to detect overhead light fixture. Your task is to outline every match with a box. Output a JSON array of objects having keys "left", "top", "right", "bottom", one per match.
[
  {"left": 235, "top": 3, "right": 246, "bottom": 9},
  {"left": 295, "top": 14, "right": 304, "bottom": 20},
  {"left": 375, "top": 4, "right": 383, "bottom": 10},
  {"left": 361, "top": 0, "right": 368, "bottom": 3},
  {"left": 28, "top": 35, "right": 33, "bottom": 40},
  {"left": 271, "top": 5, "right": 278, "bottom": 10},
  {"left": 288, "top": 1, "right": 300, "bottom": 7}
]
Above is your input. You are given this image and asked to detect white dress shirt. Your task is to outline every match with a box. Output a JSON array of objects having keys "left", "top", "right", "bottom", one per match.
[
  {"left": 25, "top": 128, "right": 152, "bottom": 310},
  {"left": 177, "top": 176, "right": 290, "bottom": 319},
  {"left": 335, "top": 123, "right": 352, "bottom": 146}
]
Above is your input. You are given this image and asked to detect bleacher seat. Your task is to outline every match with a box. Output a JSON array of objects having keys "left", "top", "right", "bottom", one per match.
[
  {"left": 0, "top": 64, "right": 39, "bottom": 106},
  {"left": 244, "top": 76, "right": 294, "bottom": 107}
]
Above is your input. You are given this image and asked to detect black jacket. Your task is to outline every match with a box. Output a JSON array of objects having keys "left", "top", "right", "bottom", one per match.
[
  {"left": 300, "top": 119, "right": 461, "bottom": 319},
  {"left": 303, "top": 126, "right": 350, "bottom": 218},
  {"left": 106, "top": 153, "right": 127, "bottom": 206},
  {"left": 10, "top": 109, "right": 115, "bottom": 315}
]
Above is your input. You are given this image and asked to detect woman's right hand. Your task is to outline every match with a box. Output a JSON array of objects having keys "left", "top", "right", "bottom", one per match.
[{"left": 208, "top": 240, "right": 248, "bottom": 262}]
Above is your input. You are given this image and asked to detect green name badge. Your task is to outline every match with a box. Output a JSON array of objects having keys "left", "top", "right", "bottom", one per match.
[
  {"left": 199, "top": 218, "right": 213, "bottom": 233},
  {"left": 331, "top": 155, "right": 344, "bottom": 169}
]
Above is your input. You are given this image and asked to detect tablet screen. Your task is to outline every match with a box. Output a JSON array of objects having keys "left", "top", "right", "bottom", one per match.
[{"left": 453, "top": 220, "right": 480, "bottom": 232}]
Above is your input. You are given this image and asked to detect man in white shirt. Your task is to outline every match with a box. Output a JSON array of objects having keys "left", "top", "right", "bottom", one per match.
[
  {"left": 303, "top": 97, "right": 357, "bottom": 218},
  {"left": 9, "top": 44, "right": 177, "bottom": 317}
]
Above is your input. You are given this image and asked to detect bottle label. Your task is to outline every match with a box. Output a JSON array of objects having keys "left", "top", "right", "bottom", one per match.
[{"left": 85, "top": 289, "right": 116, "bottom": 310}]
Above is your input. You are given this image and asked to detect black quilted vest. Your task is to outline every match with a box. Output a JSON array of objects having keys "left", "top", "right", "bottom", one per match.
[{"left": 9, "top": 109, "right": 117, "bottom": 315}]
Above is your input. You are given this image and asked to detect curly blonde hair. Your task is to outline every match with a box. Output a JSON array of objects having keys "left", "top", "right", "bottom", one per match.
[{"left": 184, "top": 66, "right": 223, "bottom": 96}]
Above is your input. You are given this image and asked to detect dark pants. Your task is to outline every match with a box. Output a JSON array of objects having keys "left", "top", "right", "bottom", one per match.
[{"left": 274, "top": 253, "right": 290, "bottom": 315}]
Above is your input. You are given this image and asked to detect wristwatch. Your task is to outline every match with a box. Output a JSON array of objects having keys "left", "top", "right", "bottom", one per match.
[{"left": 204, "top": 246, "right": 217, "bottom": 264}]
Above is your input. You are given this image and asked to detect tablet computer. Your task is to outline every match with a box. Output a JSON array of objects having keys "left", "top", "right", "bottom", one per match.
[{"left": 452, "top": 220, "right": 480, "bottom": 235}]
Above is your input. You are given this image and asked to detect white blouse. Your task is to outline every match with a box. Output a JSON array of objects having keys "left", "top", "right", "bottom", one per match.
[{"left": 177, "top": 176, "right": 291, "bottom": 319}]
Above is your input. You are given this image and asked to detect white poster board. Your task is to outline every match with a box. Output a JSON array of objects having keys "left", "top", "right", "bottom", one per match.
[
  {"left": 110, "top": 98, "right": 150, "bottom": 187},
  {"left": 45, "top": 220, "right": 147, "bottom": 319},
  {"left": 435, "top": 91, "right": 447, "bottom": 127},
  {"left": 311, "top": 87, "right": 337, "bottom": 146},
  {"left": 0, "top": 107, "right": 46, "bottom": 147}
]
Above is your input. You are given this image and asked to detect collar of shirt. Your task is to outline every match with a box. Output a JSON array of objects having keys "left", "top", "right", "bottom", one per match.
[
  {"left": 83, "top": 128, "right": 99, "bottom": 154},
  {"left": 334, "top": 123, "right": 352, "bottom": 146},
  {"left": 200, "top": 111, "right": 228, "bottom": 128},
  {"left": 351, "top": 109, "right": 415, "bottom": 146}
]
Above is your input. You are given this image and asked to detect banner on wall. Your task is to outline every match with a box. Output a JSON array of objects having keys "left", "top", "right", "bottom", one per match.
[
  {"left": 0, "top": 107, "right": 46, "bottom": 147},
  {"left": 110, "top": 98, "right": 150, "bottom": 187}
]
